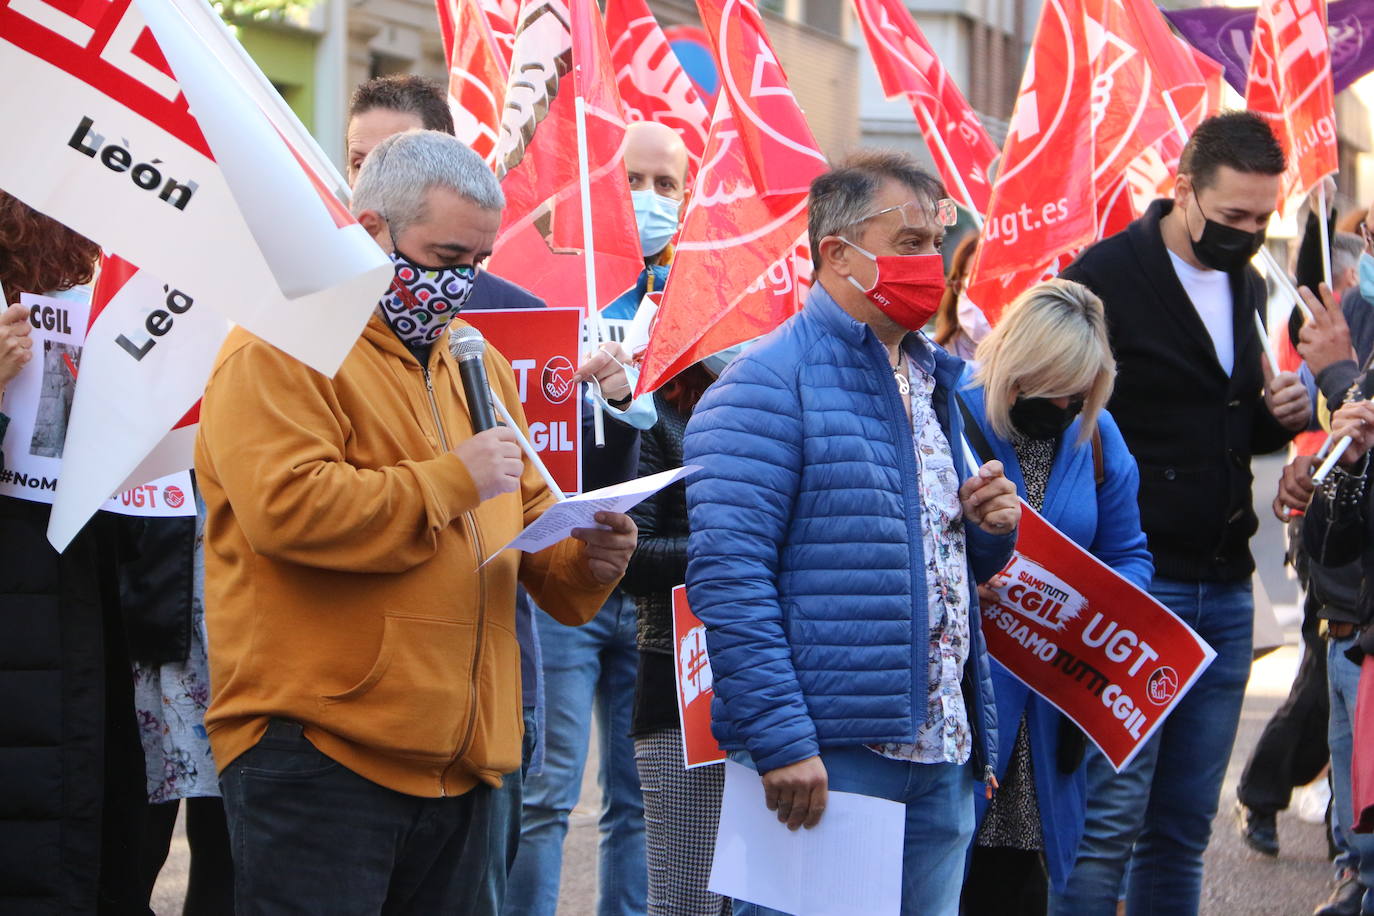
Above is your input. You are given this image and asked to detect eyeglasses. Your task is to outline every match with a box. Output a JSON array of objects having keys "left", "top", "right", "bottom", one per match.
[{"left": 850, "top": 198, "right": 959, "bottom": 232}]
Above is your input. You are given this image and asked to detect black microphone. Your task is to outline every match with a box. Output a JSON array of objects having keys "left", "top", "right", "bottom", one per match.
[{"left": 449, "top": 326, "right": 498, "bottom": 432}]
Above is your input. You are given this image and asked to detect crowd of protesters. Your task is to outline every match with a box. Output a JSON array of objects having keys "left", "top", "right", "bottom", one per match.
[{"left": 3, "top": 72, "right": 1374, "bottom": 916}]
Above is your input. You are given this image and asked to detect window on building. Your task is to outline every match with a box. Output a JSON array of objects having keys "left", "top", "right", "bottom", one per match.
[
  {"left": 803, "top": 0, "right": 843, "bottom": 34},
  {"left": 758, "top": 0, "right": 785, "bottom": 15}
]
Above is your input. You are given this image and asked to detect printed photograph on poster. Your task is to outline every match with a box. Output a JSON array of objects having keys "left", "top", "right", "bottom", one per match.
[{"left": 0, "top": 292, "right": 194, "bottom": 518}]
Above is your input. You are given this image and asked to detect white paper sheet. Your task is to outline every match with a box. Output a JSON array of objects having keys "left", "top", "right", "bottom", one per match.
[
  {"left": 708, "top": 760, "right": 904, "bottom": 916},
  {"left": 485, "top": 465, "right": 699, "bottom": 562}
]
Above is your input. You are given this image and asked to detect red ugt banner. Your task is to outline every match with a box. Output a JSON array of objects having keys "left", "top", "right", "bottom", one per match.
[
  {"left": 461, "top": 308, "right": 583, "bottom": 495},
  {"left": 981, "top": 502, "right": 1215, "bottom": 771},
  {"left": 672, "top": 585, "right": 725, "bottom": 769}
]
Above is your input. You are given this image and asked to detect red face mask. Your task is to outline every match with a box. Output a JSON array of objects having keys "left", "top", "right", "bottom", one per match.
[{"left": 842, "top": 239, "right": 946, "bottom": 331}]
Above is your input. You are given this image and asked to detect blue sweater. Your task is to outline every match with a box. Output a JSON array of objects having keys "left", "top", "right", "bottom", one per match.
[
  {"left": 683, "top": 283, "right": 1015, "bottom": 776},
  {"left": 959, "top": 381, "right": 1153, "bottom": 891}
]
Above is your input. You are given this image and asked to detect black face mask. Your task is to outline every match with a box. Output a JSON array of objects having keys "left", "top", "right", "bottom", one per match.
[
  {"left": 1188, "top": 199, "right": 1266, "bottom": 273},
  {"left": 1010, "top": 396, "right": 1083, "bottom": 440}
]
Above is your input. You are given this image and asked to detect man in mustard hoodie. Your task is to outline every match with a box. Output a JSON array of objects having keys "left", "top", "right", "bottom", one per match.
[{"left": 195, "top": 130, "right": 637, "bottom": 914}]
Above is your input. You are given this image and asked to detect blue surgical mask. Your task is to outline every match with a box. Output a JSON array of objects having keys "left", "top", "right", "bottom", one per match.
[
  {"left": 1360, "top": 252, "right": 1374, "bottom": 303},
  {"left": 631, "top": 189, "right": 681, "bottom": 257}
]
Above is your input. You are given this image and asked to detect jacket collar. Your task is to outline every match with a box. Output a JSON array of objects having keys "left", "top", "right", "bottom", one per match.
[
  {"left": 1128, "top": 199, "right": 1260, "bottom": 384},
  {"left": 363, "top": 313, "right": 450, "bottom": 370},
  {"left": 804, "top": 281, "right": 966, "bottom": 391}
]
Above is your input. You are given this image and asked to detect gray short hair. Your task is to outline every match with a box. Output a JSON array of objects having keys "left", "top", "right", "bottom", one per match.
[
  {"left": 351, "top": 129, "right": 505, "bottom": 237},
  {"left": 1333, "top": 231, "right": 1363, "bottom": 278},
  {"left": 806, "top": 150, "right": 945, "bottom": 266}
]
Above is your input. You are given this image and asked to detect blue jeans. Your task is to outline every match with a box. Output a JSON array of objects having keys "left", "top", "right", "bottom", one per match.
[
  {"left": 729, "top": 747, "right": 974, "bottom": 916},
  {"left": 505, "top": 591, "right": 645, "bottom": 916},
  {"left": 1329, "top": 636, "right": 1374, "bottom": 908},
  {"left": 1053, "top": 577, "right": 1254, "bottom": 916}
]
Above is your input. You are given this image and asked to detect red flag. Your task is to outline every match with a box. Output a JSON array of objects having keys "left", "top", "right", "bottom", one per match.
[
  {"left": 1245, "top": 0, "right": 1338, "bottom": 207},
  {"left": 604, "top": 0, "right": 710, "bottom": 176},
  {"left": 486, "top": 0, "right": 643, "bottom": 314},
  {"left": 967, "top": 0, "right": 1208, "bottom": 326},
  {"left": 850, "top": 0, "right": 997, "bottom": 214},
  {"left": 436, "top": 0, "right": 507, "bottom": 167},
  {"left": 481, "top": 0, "right": 518, "bottom": 66},
  {"left": 636, "top": 0, "right": 827, "bottom": 394}
]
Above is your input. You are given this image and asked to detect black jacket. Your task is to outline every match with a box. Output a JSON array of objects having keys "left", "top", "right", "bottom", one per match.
[
  {"left": 1061, "top": 199, "right": 1295, "bottom": 581},
  {"left": 1303, "top": 465, "right": 1374, "bottom": 631},
  {"left": 621, "top": 391, "right": 689, "bottom": 653},
  {"left": 0, "top": 496, "right": 135, "bottom": 914}
]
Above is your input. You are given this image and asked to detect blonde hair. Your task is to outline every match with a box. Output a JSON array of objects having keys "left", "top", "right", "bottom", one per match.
[{"left": 973, "top": 279, "right": 1116, "bottom": 445}]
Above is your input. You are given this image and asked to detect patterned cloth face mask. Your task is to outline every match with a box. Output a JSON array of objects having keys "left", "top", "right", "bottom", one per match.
[{"left": 378, "top": 248, "right": 477, "bottom": 349}]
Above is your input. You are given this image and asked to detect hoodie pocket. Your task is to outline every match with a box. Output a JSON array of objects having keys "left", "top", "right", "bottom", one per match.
[{"left": 318, "top": 615, "right": 474, "bottom": 761}]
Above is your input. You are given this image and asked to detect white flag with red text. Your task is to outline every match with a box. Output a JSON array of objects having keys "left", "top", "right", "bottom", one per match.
[
  {"left": 0, "top": 0, "right": 392, "bottom": 547},
  {"left": 0, "top": 0, "right": 390, "bottom": 378}
]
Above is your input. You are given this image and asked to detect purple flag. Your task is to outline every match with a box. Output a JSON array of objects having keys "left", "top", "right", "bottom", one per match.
[{"left": 1165, "top": 0, "right": 1374, "bottom": 97}]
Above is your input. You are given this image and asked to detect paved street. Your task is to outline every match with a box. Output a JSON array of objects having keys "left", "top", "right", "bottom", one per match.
[{"left": 152, "top": 457, "right": 1350, "bottom": 914}]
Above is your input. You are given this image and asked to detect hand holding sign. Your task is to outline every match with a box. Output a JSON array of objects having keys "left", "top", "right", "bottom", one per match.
[{"left": 0, "top": 303, "right": 34, "bottom": 392}]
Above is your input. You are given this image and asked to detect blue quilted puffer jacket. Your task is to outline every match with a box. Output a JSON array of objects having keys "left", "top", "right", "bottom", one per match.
[{"left": 683, "top": 283, "right": 1015, "bottom": 778}]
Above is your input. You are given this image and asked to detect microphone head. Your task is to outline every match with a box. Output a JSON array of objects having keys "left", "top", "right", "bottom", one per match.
[{"left": 449, "top": 325, "right": 486, "bottom": 362}]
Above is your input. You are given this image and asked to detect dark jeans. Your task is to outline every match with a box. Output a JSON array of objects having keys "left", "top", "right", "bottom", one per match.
[
  {"left": 220, "top": 720, "right": 519, "bottom": 915},
  {"left": 1237, "top": 604, "right": 1330, "bottom": 813}
]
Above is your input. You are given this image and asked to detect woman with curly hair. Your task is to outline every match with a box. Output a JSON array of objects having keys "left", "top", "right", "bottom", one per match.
[{"left": 0, "top": 192, "right": 156, "bottom": 913}]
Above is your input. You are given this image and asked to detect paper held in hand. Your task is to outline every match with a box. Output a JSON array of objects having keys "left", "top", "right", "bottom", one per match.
[{"left": 483, "top": 465, "right": 699, "bottom": 563}]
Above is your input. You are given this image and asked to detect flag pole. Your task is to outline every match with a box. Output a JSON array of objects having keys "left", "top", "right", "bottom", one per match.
[
  {"left": 1318, "top": 179, "right": 1334, "bottom": 290},
  {"left": 914, "top": 103, "right": 983, "bottom": 227},
  {"left": 1256, "top": 246, "right": 1314, "bottom": 322},
  {"left": 575, "top": 92, "right": 607, "bottom": 448}
]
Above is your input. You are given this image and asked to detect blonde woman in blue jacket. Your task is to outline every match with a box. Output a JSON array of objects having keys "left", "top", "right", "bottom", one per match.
[{"left": 957, "top": 279, "right": 1154, "bottom": 914}]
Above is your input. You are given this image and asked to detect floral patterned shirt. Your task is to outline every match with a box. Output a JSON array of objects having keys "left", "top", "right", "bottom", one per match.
[{"left": 869, "top": 356, "right": 972, "bottom": 766}]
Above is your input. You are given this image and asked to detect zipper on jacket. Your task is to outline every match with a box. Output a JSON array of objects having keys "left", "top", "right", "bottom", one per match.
[
  {"left": 421, "top": 361, "right": 489, "bottom": 797},
  {"left": 444, "top": 512, "right": 489, "bottom": 789}
]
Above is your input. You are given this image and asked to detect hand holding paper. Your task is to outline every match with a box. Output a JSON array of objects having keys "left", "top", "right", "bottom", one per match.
[
  {"left": 572, "top": 510, "right": 638, "bottom": 585},
  {"left": 486, "top": 465, "right": 699, "bottom": 562}
]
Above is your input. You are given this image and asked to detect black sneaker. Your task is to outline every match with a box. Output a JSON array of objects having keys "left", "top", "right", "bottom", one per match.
[
  {"left": 1314, "top": 875, "right": 1364, "bottom": 916},
  {"left": 1236, "top": 800, "right": 1279, "bottom": 856}
]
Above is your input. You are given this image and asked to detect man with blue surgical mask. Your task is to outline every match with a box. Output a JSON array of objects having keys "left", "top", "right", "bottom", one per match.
[{"left": 604, "top": 121, "right": 689, "bottom": 319}]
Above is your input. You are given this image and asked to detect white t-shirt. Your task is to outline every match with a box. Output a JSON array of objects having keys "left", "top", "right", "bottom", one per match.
[{"left": 1167, "top": 250, "right": 1235, "bottom": 376}]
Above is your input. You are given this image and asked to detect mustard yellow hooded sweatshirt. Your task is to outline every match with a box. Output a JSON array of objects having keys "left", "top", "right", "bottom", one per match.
[{"left": 195, "top": 315, "right": 615, "bottom": 798}]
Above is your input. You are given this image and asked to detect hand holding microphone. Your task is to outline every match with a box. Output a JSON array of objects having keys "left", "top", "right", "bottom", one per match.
[{"left": 449, "top": 327, "right": 521, "bottom": 501}]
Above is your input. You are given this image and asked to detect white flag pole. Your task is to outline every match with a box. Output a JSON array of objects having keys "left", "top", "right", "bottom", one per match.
[
  {"left": 574, "top": 93, "right": 607, "bottom": 447},
  {"left": 1317, "top": 180, "right": 1334, "bottom": 291},
  {"left": 913, "top": 103, "right": 983, "bottom": 228},
  {"left": 491, "top": 390, "right": 566, "bottom": 501}
]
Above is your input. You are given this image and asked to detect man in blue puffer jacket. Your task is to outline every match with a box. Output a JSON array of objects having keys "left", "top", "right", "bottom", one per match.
[{"left": 683, "top": 151, "right": 1022, "bottom": 915}]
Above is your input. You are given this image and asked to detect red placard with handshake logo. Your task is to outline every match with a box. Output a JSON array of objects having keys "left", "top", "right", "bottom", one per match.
[
  {"left": 460, "top": 308, "right": 583, "bottom": 495},
  {"left": 981, "top": 502, "right": 1216, "bottom": 771},
  {"left": 672, "top": 585, "right": 726, "bottom": 769}
]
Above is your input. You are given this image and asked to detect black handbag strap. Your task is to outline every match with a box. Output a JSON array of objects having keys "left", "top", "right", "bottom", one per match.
[{"left": 956, "top": 394, "right": 995, "bottom": 467}]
